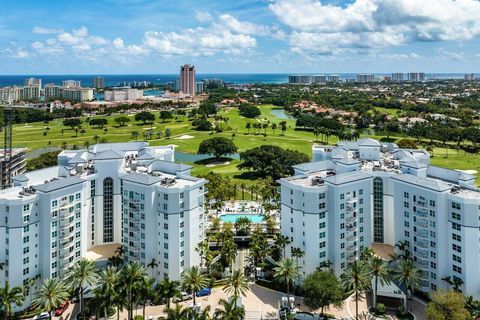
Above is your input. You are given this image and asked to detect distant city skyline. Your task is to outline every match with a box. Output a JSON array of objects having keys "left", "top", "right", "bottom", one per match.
[{"left": 1, "top": 0, "right": 480, "bottom": 74}]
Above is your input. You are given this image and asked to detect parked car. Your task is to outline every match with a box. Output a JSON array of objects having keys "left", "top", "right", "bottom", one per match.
[
  {"left": 195, "top": 288, "right": 212, "bottom": 297},
  {"left": 33, "top": 312, "right": 49, "bottom": 320},
  {"left": 173, "top": 292, "right": 192, "bottom": 303},
  {"left": 54, "top": 301, "right": 70, "bottom": 316}
]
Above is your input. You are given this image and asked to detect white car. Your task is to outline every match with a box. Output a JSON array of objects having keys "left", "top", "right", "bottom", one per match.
[
  {"left": 33, "top": 312, "right": 49, "bottom": 320},
  {"left": 173, "top": 291, "right": 192, "bottom": 303}
]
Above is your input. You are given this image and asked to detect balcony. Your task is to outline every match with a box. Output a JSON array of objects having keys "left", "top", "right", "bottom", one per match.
[
  {"left": 60, "top": 244, "right": 74, "bottom": 254},
  {"left": 347, "top": 244, "right": 357, "bottom": 252},
  {"left": 347, "top": 255, "right": 357, "bottom": 263},
  {"left": 346, "top": 216, "right": 357, "bottom": 223},
  {"left": 347, "top": 235, "right": 358, "bottom": 242},
  {"left": 61, "top": 251, "right": 75, "bottom": 260},
  {"left": 415, "top": 259, "right": 429, "bottom": 270},
  {"left": 414, "top": 231, "right": 428, "bottom": 239},
  {"left": 415, "top": 208, "right": 428, "bottom": 218},
  {"left": 414, "top": 240, "right": 428, "bottom": 249},
  {"left": 416, "top": 221, "right": 428, "bottom": 229},
  {"left": 60, "top": 209, "right": 75, "bottom": 219},
  {"left": 60, "top": 219, "right": 75, "bottom": 229}
]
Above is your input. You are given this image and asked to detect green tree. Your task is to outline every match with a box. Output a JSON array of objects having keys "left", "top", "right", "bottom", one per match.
[
  {"left": 114, "top": 116, "right": 130, "bottom": 127},
  {"left": 368, "top": 256, "right": 391, "bottom": 306},
  {"left": 302, "top": 270, "right": 344, "bottom": 315},
  {"left": 198, "top": 137, "right": 238, "bottom": 159},
  {"left": 238, "top": 104, "right": 261, "bottom": 118},
  {"left": 0, "top": 282, "right": 24, "bottom": 320},
  {"left": 89, "top": 118, "right": 108, "bottom": 128},
  {"left": 165, "top": 128, "right": 171, "bottom": 139},
  {"left": 193, "top": 118, "right": 214, "bottom": 131},
  {"left": 274, "top": 258, "right": 302, "bottom": 303},
  {"left": 63, "top": 118, "right": 82, "bottom": 129},
  {"left": 221, "top": 270, "right": 250, "bottom": 303},
  {"left": 156, "top": 277, "right": 181, "bottom": 309},
  {"left": 234, "top": 217, "right": 251, "bottom": 236},
  {"left": 181, "top": 266, "right": 209, "bottom": 306},
  {"left": 426, "top": 290, "right": 470, "bottom": 320},
  {"left": 341, "top": 261, "right": 371, "bottom": 320},
  {"left": 245, "top": 122, "right": 251, "bottom": 134},
  {"left": 159, "top": 111, "right": 173, "bottom": 123},
  {"left": 135, "top": 111, "right": 155, "bottom": 124},
  {"left": 94, "top": 266, "right": 120, "bottom": 320},
  {"left": 275, "top": 235, "right": 292, "bottom": 259},
  {"left": 394, "top": 259, "right": 422, "bottom": 310},
  {"left": 121, "top": 262, "right": 147, "bottom": 320},
  {"left": 67, "top": 258, "right": 98, "bottom": 319},
  {"left": 32, "top": 278, "right": 69, "bottom": 320},
  {"left": 214, "top": 298, "right": 245, "bottom": 320},
  {"left": 164, "top": 304, "right": 189, "bottom": 320},
  {"left": 199, "top": 102, "right": 217, "bottom": 116},
  {"left": 238, "top": 145, "right": 309, "bottom": 179},
  {"left": 249, "top": 226, "right": 270, "bottom": 271},
  {"left": 147, "top": 258, "right": 158, "bottom": 278}
]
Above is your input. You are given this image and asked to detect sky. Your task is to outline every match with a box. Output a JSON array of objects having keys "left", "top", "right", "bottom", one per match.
[{"left": 1, "top": 0, "right": 480, "bottom": 74}]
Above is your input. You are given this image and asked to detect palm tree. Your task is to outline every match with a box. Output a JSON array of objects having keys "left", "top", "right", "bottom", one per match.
[
  {"left": 196, "top": 305, "right": 212, "bottom": 320},
  {"left": 441, "top": 275, "right": 453, "bottom": 290},
  {"left": 138, "top": 277, "right": 155, "bottom": 320},
  {"left": 165, "top": 303, "right": 189, "bottom": 320},
  {"left": 32, "top": 278, "right": 69, "bottom": 320},
  {"left": 276, "top": 235, "right": 292, "bottom": 259},
  {"left": 156, "top": 277, "right": 181, "bottom": 309},
  {"left": 181, "top": 266, "right": 209, "bottom": 306},
  {"left": 274, "top": 258, "right": 301, "bottom": 304},
  {"left": 341, "top": 261, "right": 371, "bottom": 320},
  {"left": 95, "top": 266, "right": 120, "bottom": 320},
  {"left": 453, "top": 277, "right": 464, "bottom": 292},
  {"left": 221, "top": 270, "right": 250, "bottom": 303},
  {"left": 147, "top": 258, "right": 158, "bottom": 278},
  {"left": 394, "top": 259, "right": 422, "bottom": 310},
  {"left": 395, "top": 241, "right": 410, "bottom": 259},
  {"left": 0, "top": 282, "right": 24, "bottom": 320},
  {"left": 67, "top": 258, "right": 98, "bottom": 320},
  {"left": 214, "top": 298, "right": 245, "bottom": 320},
  {"left": 121, "top": 262, "right": 147, "bottom": 320},
  {"left": 290, "top": 247, "right": 305, "bottom": 267},
  {"left": 369, "top": 256, "right": 391, "bottom": 306}
]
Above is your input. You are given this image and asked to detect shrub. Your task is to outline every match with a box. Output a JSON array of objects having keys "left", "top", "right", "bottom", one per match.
[{"left": 376, "top": 303, "right": 386, "bottom": 314}]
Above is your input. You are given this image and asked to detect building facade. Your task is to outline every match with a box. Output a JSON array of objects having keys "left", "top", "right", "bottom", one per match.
[
  {"left": 408, "top": 73, "right": 425, "bottom": 82},
  {"left": 93, "top": 77, "right": 105, "bottom": 89},
  {"left": 180, "top": 64, "right": 196, "bottom": 96},
  {"left": 0, "top": 148, "right": 27, "bottom": 190},
  {"left": 392, "top": 73, "right": 404, "bottom": 81},
  {"left": 104, "top": 88, "right": 143, "bottom": 101},
  {"left": 0, "top": 142, "right": 206, "bottom": 310},
  {"left": 356, "top": 74, "right": 375, "bottom": 82},
  {"left": 279, "top": 138, "right": 480, "bottom": 299}
]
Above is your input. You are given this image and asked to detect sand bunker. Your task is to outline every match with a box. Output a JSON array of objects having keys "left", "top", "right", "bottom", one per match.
[{"left": 175, "top": 135, "right": 195, "bottom": 140}]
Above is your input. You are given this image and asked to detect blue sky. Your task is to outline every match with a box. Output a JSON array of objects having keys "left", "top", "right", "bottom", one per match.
[{"left": 1, "top": 0, "right": 480, "bottom": 74}]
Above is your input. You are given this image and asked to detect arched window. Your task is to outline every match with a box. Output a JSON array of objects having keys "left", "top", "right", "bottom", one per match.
[
  {"left": 373, "top": 177, "right": 384, "bottom": 243},
  {"left": 103, "top": 177, "right": 114, "bottom": 242}
]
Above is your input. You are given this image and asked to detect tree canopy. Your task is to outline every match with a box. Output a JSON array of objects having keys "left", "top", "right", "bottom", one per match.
[
  {"left": 426, "top": 290, "right": 470, "bottom": 320},
  {"left": 63, "top": 118, "right": 82, "bottom": 129},
  {"left": 197, "top": 137, "right": 238, "bottom": 159},
  {"left": 238, "top": 104, "right": 261, "bottom": 118},
  {"left": 199, "top": 102, "right": 217, "bottom": 116},
  {"left": 193, "top": 118, "right": 214, "bottom": 131},
  {"left": 89, "top": 118, "right": 108, "bottom": 128},
  {"left": 238, "top": 145, "right": 309, "bottom": 179},
  {"left": 302, "top": 270, "right": 344, "bottom": 314},
  {"left": 135, "top": 111, "right": 155, "bottom": 124},
  {"left": 159, "top": 111, "right": 173, "bottom": 123},
  {"left": 114, "top": 116, "right": 130, "bottom": 127}
]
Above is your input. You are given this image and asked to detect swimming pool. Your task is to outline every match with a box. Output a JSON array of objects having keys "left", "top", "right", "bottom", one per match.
[{"left": 219, "top": 214, "right": 265, "bottom": 224}]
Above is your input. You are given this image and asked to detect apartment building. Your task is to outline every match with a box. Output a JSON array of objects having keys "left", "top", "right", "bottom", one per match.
[
  {"left": 0, "top": 142, "right": 206, "bottom": 310},
  {"left": 279, "top": 138, "right": 480, "bottom": 299}
]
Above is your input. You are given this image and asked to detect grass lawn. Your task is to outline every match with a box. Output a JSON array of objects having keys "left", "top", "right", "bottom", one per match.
[
  {"left": 3, "top": 104, "right": 480, "bottom": 185},
  {"left": 372, "top": 107, "right": 403, "bottom": 117}
]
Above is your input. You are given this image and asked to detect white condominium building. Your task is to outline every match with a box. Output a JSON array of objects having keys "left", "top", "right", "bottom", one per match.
[
  {"left": 279, "top": 138, "right": 480, "bottom": 299},
  {"left": 104, "top": 88, "right": 143, "bottom": 101},
  {"left": 0, "top": 142, "right": 206, "bottom": 310}
]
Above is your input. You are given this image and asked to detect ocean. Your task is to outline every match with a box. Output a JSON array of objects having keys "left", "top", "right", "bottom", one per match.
[{"left": 0, "top": 73, "right": 469, "bottom": 87}]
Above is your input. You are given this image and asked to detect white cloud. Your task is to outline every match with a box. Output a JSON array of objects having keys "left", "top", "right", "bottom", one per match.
[
  {"left": 3, "top": 48, "right": 30, "bottom": 58},
  {"left": 195, "top": 10, "right": 213, "bottom": 22},
  {"left": 9, "top": 14, "right": 262, "bottom": 64},
  {"left": 270, "top": 0, "right": 480, "bottom": 55},
  {"left": 32, "top": 26, "right": 63, "bottom": 34}
]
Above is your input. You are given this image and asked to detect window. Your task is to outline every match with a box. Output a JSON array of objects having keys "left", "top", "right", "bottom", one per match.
[
  {"left": 359, "top": 189, "right": 363, "bottom": 195},
  {"left": 319, "top": 232, "right": 325, "bottom": 239},
  {"left": 404, "top": 192, "right": 409, "bottom": 198},
  {"left": 405, "top": 231, "right": 409, "bottom": 237},
  {"left": 319, "top": 222, "right": 325, "bottom": 229},
  {"left": 23, "top": 247, "right": 29, "bottom": 254},
  {"left": 340, "top": 194, "right": 344, "bottom": 200},
  {"left": 23, "top": 236, "right": 29, "bottom": 243},
  {"left": 452, "top": 202, "right": 461, "bottom": 210},
  {"left": 319, "top": 203, "right": 325, "bottom": 209},
  {"left": 319, "top": 193, "right": 325, "bottom": 199},
  {"left": 404, "top": 202, "right": 409, "bottom": 208},
  {"left": 340, "top": 204, "right": 344, "bottom": 210},
  {"left": 164, "top": 194, "right": 168, "bottom": 200},
  {"left": 103, "top": 177, "right": 114, "bottom": 242},
  {"left": 23, "top": 204, "right": 30, "bottom": 212},
  {"left": 453, "top": 265, "right": 462, "bottom": 274},
  {"left": 452, "top": 244, "right": 462, "bottom": 253},
  {"left": 23, "top": 215, "right": 30, "bottom": 223},
  {"left": 76, "top": 193, "right": 81, "bottom": 200},
  {"left": 319, "top": 252, "right": 326, "bottom": 258},
  {"left": 452, "top": 222, "right": 461, "bottom": 231},
  {"left": 319, "top": 212, "right": 325, "bottom": 219},
  {"left": 452, "top": 212, "right": 461, "bottom": 220},
  {"left": 452, "top": 233, "right": 461, "bottom": 242},
  {"left": 453, "top": 254, "right": 462, "bottom": 263},
  {"left": 429, "top": 200, "right": 435, "bottom": 207},
  {"left": 319, "top": 241, "right": 326, "bottom": 248}
]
